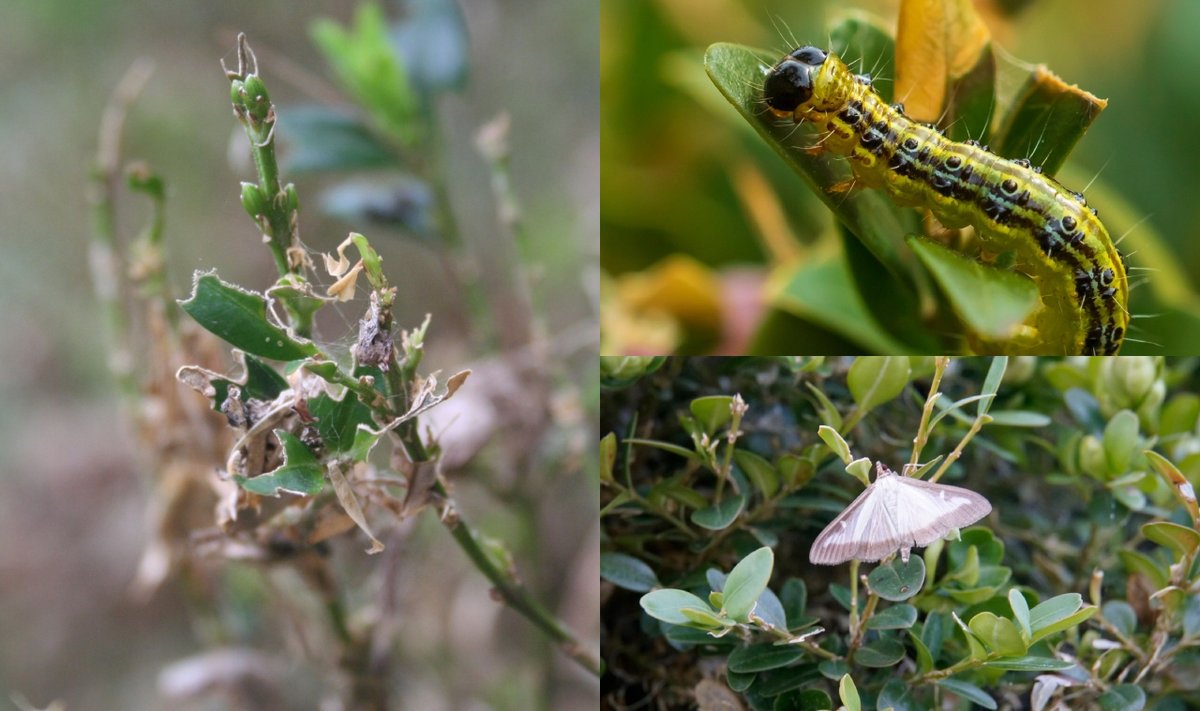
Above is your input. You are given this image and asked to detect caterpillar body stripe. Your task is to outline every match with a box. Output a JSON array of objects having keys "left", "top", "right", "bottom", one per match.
[{"left": 763, "top": 46, "right": 1128, "bottom": 355}]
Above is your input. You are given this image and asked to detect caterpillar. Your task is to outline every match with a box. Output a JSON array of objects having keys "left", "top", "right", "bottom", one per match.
[{"left": 762, "top": 46, "right": 1129, "bottom": 355}]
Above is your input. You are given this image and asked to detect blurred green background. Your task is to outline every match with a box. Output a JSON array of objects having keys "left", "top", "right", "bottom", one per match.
[
  {"left": 601, "top": 0, "right": 1200, "bottom": 354},
  {"left": 0, "top": 1, "right": 597, "bottom": 709}
]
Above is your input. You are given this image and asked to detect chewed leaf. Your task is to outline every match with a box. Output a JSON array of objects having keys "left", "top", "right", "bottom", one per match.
[
  {"left": 349, "top": 369, "right": 471, "bottom": 461},
  {"left": 181, "top": 271, "right": 319, "bottom": 361},
  {"left": 235, "top": 430, "right": 324, "bottom": 496},
  {"left": 177, "top": 349, "right": 288, "bottom": 413},
  {"left": 307, "top": 386, "right": 376, "bottom": 458},
  {"left": 992, "top": 65, "right": 1107, "bottom": 176}
]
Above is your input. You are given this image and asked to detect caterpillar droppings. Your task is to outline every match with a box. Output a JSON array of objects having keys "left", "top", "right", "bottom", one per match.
[{"left": 763, "top": 46, "right": 1129, "bottom": 355}]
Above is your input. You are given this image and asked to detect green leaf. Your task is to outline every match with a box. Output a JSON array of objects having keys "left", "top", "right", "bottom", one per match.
[
  {"left": 1102, "top": 600, "right": 1137, "bottom": 637},
  {"left": 781, "top": 688, "right": 832, "bottom": 711},
  {"left": 817, "top": 425, "right": 852, "bottom": 464},
  {"left": 308, "top": 388, "right": 376, "bottom": 458},
  {"left": 310, "top": 3, "right": 419, "bottom": 145},
  {"left": 908, "top": 235, "right": 1039, "bottom": 340},
  {"left": 868, "top": 556, "right": 926, "bottom": 602},
  {"left": 691, "top": 395, "right": 734, "bottom": 435},
  {"left": 876, "top": 678, "right": 915, "bottom": 711},
  {"left": 735, "top": 450, "right": 780, "bottom": 498},
  {"left": 983, "top": 656, "right": 1075, "bottom": 671},
  {"left": 1118, "top": 549, "right": 1170, "bottom": 590},
  {"left": 624, "top": 437, "right": 702, "bottom": 462},
  {"left": 945, "top": 45, "right": 996, "bottom": 144},
  {"left": 780, "top": 578, "right": 808, "bottom": 626},
  {"left": 680, "top": 606, "right": 730, "bottom": 630},
  {"left": 1030, "top": 605, "right": 1096, "bottom": 643},
  {"left": 1029, "top": 593, "right": 1083, "bottom": 632},
  {"left": 598, "top": 356, "right": 667, "bottom": 388},
  {"left": 180, "top": 272, "right": 319, "bottom": 361},
  {"left": 1009, "top": 588, "right": 1032, "bottom": 640},
  {"left": 770, "top": 257, "right": 915, "bottom": 353},
  {"left": 1103, "top": 410, "right": 1140, "bottom": 475},
  {"left": 722, "top": 547, "right": 774, "bottom": 622},
  {"left": 235, "top": 430, "right": 325, "bottom": 496},
  {"left": 1098, "top": 684, "right": 1146, "bottom": 711},
  {"left": 848, "top": 356, "right": 912, "bottom": 413},
  {"left": 1142, "top": 521, "right": 1200, "bottom": 558},
  {"left": 727, "top": 643, "right": 806, "bottom": 673},
  {"left": 909, "top": 629, "right": 934, "bottom": 674},
  {"left": 838, "top": 674, "right": 861, "bottom": 711},
  {"left": 978, "top": 357, "right": 1007, "bottom": 416},
  {"left": 986, "top": 410, "right": 1052, "bottom": 427},
  {"left": 991, "top": 64, "right": 1107, "bottom": 176},
  {"left": 806, "top": 382, "right": 845, "bottom": 430},
  {"left": 599, "top": 553, "right": 661, "bottom": 593},
  {"left": 1184, "top": 595, "right": 1200, "bottom": 637},
  {"left": 968, "top": 611, "right": 1028, "bottom": 657},
  {"left": 936, "top": 679, "right": 996, "bottom": 709},
  {"left": 854, "top": 637, "right": 906, "bottom": 667},
  {"left": 691, "top": 492, "right": 747, "bottom": 530},
  {"left": 281, "top": 105, "right": 400, "bottom": 172},
  {"left": 639, "top": 589, "right": 713, "bottom": 626},
  {"left": 818, "top": 659, "right": 849, "bottom": 681},
  {"left": 866, "top": 604, "right": 918, "bottom": 630}
]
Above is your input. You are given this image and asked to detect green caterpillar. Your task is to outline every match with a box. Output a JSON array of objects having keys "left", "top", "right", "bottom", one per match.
[{"left": 763, "top": 47, "right": 1128, "bottom": 355}]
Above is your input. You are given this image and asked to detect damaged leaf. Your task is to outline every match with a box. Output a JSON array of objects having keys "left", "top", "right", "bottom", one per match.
[
  {"left": 177, "top": 350, "right": 288, "bottom": 413},
  {"left": 180, "top": 271, "right": 319, "bottom": 361},
  {"left": 328, "top": 461, "right": 384, "bottom": 553},
  {"left": 234, "top": 430, "right": 325, "bottom": 496}
]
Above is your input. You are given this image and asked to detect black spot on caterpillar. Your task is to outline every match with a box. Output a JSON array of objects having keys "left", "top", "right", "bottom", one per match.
[{"left": 762, "top": 46, "right": 1129, "bottom": 355}]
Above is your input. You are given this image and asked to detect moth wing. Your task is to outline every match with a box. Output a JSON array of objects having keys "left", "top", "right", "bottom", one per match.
[
  {"left": 809, "top": 482, "right": 906, "bottom": 565},
  {"left": 891, "top": 477, "right": 992, "bottom": 548}
]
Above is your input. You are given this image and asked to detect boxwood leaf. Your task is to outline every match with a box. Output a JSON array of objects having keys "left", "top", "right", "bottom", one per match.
[
  {"left": 1142, "top": 521, "right": 1200, "bottom": 559},
  {"left": 600, "top": 553, "right": 660, "bottom": 593},
  {"left": 692, "top": 492, "right": 747, "bottom": 530},
  {"left": 854, "top": 637, "right": 906, "bottom": 667},
  {"left": 968, "top": 611, "right": 1028, "bottom": 657},
  {"left": 868, "top": 556, "right": 926, "bottom": 601},
  {"left": 1029, "top": 593, "right": 1083, "bottom": 632},
  {"left": 867, "top": 604, "right": 918, "bottom": 630},
  {"left": 936, "top": 678, "right": 996, "bottom": 709},
  {"left": 838, "top": 674, "right": 861, "bottom": 711},
  {"left": 727, "top": 643, "right": 806, "bottom": 673},
  {"left": 1098, "top": 684, "right": 1146, "bottom": 711},
  {"left": 723, "top": 547, "right": 774, "bottom": 622},
  {"left": 983, "top": 656, "right": 1075, "bottom": 671},
  {"left": 180, "top": 272, "right": 318, "bottom": 361},
  {"left": 640, "top": 589, "right": 713, "bottom": 626},
  {"left": 234, "top": 430, "right": 324, "bottom": 496}
]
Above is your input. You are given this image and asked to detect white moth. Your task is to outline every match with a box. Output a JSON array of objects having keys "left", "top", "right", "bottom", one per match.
[{"left": 809, "top": 462, "right": 992, "bottom": 566}]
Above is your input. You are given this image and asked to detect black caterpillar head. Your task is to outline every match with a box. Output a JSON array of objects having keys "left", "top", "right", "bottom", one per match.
[{"left": 763, "top": 46, "right": 828, "bottom": 113}]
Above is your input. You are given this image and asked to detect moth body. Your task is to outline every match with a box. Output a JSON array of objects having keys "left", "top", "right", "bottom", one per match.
[{"left": 809, "top": 462, "right": 992, "bottom": 566}]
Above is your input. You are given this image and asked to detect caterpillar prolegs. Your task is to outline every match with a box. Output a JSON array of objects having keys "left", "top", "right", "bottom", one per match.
[{"left": 763, "top": 47, "right": 1129, "bottom": 355}]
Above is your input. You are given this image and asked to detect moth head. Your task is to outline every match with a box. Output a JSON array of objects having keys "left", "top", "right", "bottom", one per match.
[{"left": 763, "top": 46, "right": 827, "bottom": 115}]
